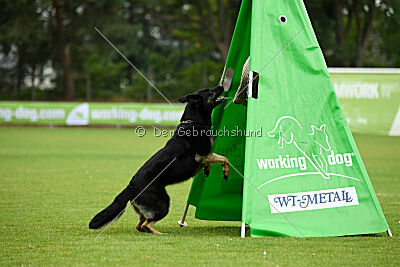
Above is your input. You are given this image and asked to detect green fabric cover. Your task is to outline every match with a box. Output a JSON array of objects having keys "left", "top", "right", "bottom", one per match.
[{"left": 186, "top": 0, "right": 389, "bottom": 237}]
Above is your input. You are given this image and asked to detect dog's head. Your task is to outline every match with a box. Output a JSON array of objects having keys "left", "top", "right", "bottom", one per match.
[
  {"left": 179, "top": 85, "right": 226, "bottom": 111},
  {"left": 178, "top": 85, "right": 226, "bottom": 125}
]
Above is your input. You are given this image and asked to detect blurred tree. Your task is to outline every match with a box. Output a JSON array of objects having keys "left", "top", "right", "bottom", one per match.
[
  {"left": 0, "top": 0, "right": 52, "bottom": 100},
  {"left": 305, "top": 0, "right": 399, "bottom": 67},
  {"left": 175, "top": 0, "right": 241, "bottom": 63},
  {"left": 53, "top": 0, "right": 75, "bottom": 100},
  {"left": 0, "top": 0, "right": 399, "bottom": 102},
  {"left": 160, "top": 0, "right": 240, "bottom": 98},
  {"left": 378, "top": 0, "right": 400, "bottom": 66}
]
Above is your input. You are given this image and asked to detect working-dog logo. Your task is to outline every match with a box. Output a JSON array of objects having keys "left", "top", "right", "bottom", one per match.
[
  {"left": 66, "top": 103, "right": 89, "bottom": 126},
  {"left": 267, "top": 116, "right": 331, "bottom": 179},
  {"left": 257, "top": 115, "right": 362, "bottom": 189}
]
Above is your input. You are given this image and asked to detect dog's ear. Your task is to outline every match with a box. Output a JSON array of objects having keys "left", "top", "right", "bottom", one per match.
[{"left": 178, "top": 94, "right": 202, "bottom": 103}]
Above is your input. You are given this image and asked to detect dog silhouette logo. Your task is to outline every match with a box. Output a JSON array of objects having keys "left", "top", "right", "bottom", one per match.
[{"left": 267, "top": 116, "right": 331, "bottom": 179}]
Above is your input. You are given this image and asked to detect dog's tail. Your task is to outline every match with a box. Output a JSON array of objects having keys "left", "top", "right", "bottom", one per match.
[{"left": 89, "top": 186, "right": 133, "bottom": 229}]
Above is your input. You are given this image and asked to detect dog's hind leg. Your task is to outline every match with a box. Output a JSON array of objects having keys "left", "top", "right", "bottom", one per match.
[
  {"left": 131, "top": 201, "right": 146, "bottom": 232},
  {"left": 135, "top": 187, "right": 170, "bottom": 234},
  {"left": 140, "top": 220, "right": 164, "bottom": 235}
]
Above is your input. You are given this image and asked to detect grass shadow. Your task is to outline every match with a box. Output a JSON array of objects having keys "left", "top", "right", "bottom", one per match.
[{"left": 172, "top": 225, "right": 241, "bottom": 237}]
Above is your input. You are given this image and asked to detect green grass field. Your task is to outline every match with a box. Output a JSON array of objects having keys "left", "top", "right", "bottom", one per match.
[{"left": 0, "top": 127, "right": 399, "bottom": 266}]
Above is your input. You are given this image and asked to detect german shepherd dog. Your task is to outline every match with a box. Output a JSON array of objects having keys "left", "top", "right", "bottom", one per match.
[{"left": 89, "top": 85, "right": 229, "bottom": 234}]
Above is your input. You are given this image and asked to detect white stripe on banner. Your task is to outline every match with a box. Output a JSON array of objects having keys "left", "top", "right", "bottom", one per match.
[
  {"left": 389, "top": 106, "right": 400, "bottom": 136},
  {"left": 268, "top": 187, "right": 359, "bottom": 213}
]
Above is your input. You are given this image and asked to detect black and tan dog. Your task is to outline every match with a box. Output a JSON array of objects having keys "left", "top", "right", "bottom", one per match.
[{"left": 89, "top": 85, "right": 229, "bottom": 234}]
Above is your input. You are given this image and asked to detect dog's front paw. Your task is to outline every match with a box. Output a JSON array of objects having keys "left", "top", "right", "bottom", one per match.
[
  {"left": 203, "top": 164, "right": 211, "bottom": 177},
  {"left": 222, "top": 164, "right": 229, "bottom": 181}
]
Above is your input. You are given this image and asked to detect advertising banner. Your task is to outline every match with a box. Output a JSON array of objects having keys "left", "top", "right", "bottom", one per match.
[
  {"left": 0, "top": 68, "right": 399, "bottom": 134},
  {"left": 0, "top": 102, "right": 184, "bottom": 126},
  {"left": 329, "top": 68, "right": 400, "bottom": 136}
]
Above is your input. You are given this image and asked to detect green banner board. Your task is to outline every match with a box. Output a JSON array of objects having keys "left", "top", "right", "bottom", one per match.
[
  {"left": 329, "top": 69, "right": 400, "bottom": 136},
  {"left": 0, "top": 102, "right": 184, "bottom": 126}
]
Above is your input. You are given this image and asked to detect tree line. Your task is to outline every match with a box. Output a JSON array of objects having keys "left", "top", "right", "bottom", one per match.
[{"left": 0, "top": 0, "right": 399, "bottom": 102}]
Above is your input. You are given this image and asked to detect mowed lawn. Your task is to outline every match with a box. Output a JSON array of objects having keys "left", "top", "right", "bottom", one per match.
[{"left": 0, "top": 127, "right": 399, "bottom": 266}]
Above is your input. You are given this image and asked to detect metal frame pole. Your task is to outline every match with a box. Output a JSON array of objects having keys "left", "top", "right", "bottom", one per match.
[
  {"left": 178, "top": 203, "right": 190, "bottom": 227},
  {"left": 241, "top": 222, "right": 246, "bottom": 238},
  {"left": 387, "top": 229, "right": 393, "bottom": 237}
]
